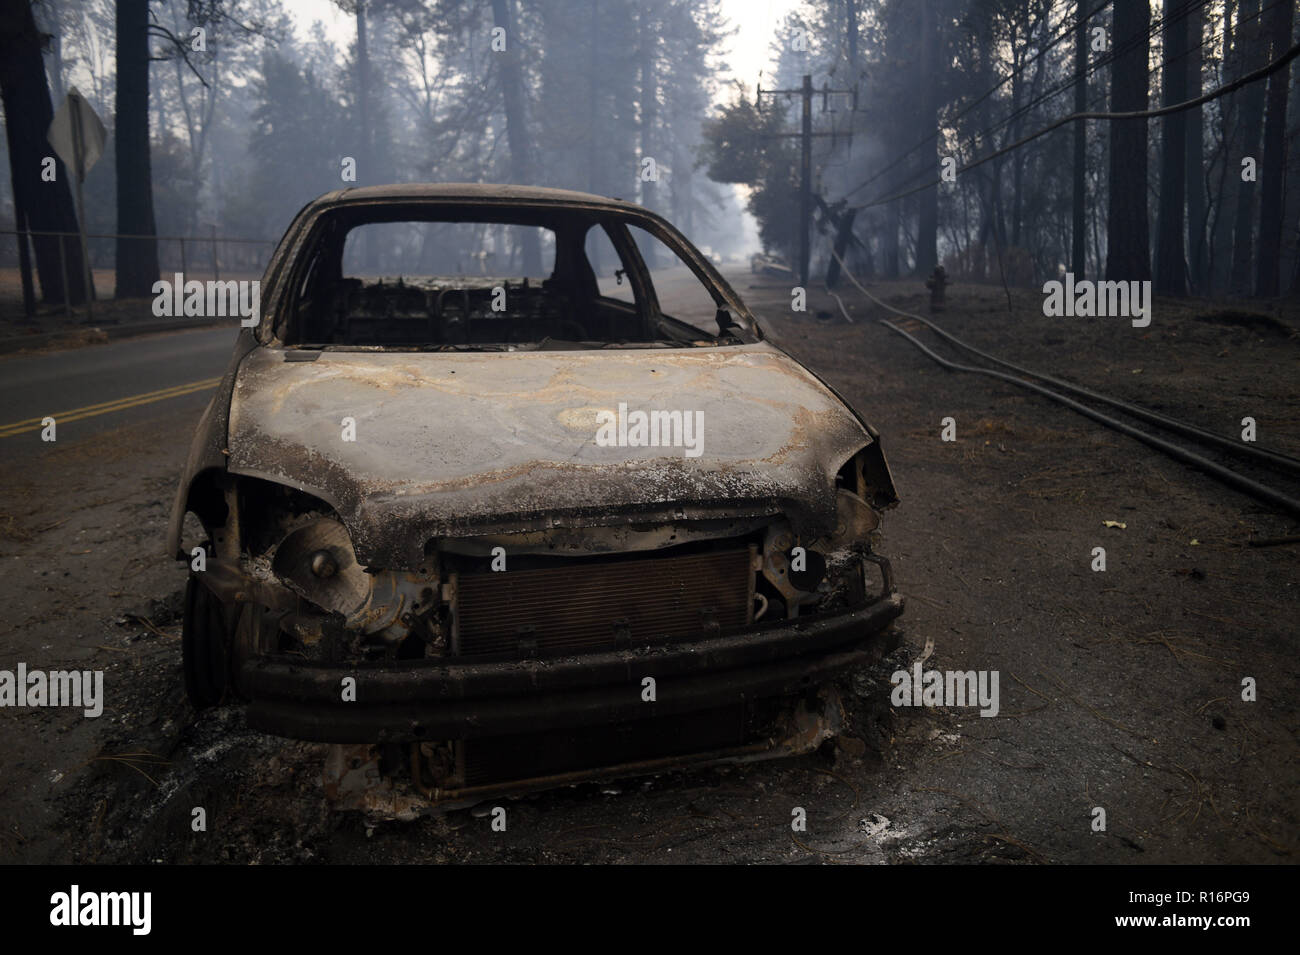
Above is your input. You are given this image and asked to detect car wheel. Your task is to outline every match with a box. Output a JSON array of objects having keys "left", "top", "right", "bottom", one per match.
[{"left": 182, "top": 574, "right": 233, "bottom": 708}]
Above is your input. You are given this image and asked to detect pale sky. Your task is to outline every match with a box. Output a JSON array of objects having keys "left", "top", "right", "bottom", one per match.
[
  {"left": 279, "top": 0, "right": 794, "bottom": 251},
  {"left": 716, "top": 0, "right": 800, "bottom": 98},
  {"left": 283, "top": 0, "right": 799, "bottom": 106}
]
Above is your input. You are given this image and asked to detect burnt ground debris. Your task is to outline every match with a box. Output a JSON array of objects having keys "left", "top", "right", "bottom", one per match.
[{"left": 0, "top": 270, "right": 1295, "bottom": 864}]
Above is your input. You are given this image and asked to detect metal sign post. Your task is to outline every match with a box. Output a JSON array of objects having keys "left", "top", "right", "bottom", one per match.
[{"left": 48, "top": 88, "right": 106, "bottom": 322}]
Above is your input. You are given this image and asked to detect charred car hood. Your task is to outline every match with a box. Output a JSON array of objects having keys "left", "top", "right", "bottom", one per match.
[{"left": 227, "top": 343, "right": 876, "bottom": 567}]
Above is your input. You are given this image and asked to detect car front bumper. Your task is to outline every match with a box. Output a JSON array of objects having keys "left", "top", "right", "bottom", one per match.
[{"left": 240, "top": 590, "right": 905, "bottom": 744}]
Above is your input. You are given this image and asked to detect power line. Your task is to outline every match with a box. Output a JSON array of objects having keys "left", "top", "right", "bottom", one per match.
[
  {"left": 848, "top": 37, "right": 1300, "bottom": 212},
  {"left": 844, "top": 0, "right": 1229, "bottom": 204},
  {"left": 843, "top": 0, "right": 1114, "bottom": 200},
  {"left": 954, "top": 0, "right": 1223, "bottom": 156},
  {"left": 931, "top": 0, "right": 1272, "bottom": 178},
  {"left": 966, "top": 0, "right": 1269, "bottom": 155},
  {"left": 874, "top": 0, "right": 1222, "bottom": 205}
]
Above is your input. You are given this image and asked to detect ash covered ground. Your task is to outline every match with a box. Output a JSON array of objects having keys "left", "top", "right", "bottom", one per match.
[{"left": 1, "top": 274, "right": 1295, "bottom": 864}]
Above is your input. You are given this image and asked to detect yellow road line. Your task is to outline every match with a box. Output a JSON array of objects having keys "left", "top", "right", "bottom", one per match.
[
  {"left": 1, "top": 376, "right": 224, "bottom": 427},
  {"left": 0, "top": 377, "right": 221, "bottom": 438}
]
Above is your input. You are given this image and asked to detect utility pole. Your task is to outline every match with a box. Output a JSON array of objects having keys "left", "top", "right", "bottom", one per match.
[
  {"left": 1072, "top": 1, "right": 1088, "bottom": 278},
  {"left": 757, "top": 74, "right": 857, "bottom": 287}
]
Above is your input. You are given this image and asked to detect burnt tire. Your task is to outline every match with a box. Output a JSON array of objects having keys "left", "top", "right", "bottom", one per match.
[{"left": 182, "top": 574, "right": 233, "bottom": 709}]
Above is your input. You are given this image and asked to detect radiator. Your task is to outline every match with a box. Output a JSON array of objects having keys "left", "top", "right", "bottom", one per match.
[{"left": 451, "top": 546, "right": 755, "bottom": 657}]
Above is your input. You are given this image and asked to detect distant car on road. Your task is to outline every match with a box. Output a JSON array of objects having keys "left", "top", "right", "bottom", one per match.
[
  {"left": 698, "top": 244, "right": 724, "bottom": 266},
  {"left": 169, "top": 184, "right": 902, "bottom": 810},
  {"left": 751, "top": 251, "right": 792, "bottom": 276}
]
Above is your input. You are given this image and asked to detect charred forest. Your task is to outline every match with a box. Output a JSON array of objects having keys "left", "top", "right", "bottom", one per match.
[{"left": 1, "top": 1, "right": 1296, "bottom": 299}]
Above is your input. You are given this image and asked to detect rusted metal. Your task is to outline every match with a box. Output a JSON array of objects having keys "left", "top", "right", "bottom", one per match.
[
  {"left": 241, "top": 596, "right": 902, "bottom": 744},
  {"left": 323, "top": 744, "right": 427, "bottom": 821},
  {"left": 453, "top": 547, "right": 752, "bottom": 656},
  {"left": 327, "top": 687, "right": 847, "bottom": 816},
  {"left": 193, "top": 556, "right": 297, "bottom": 611},
  {"left": 223, "top": 342, "right": 876, "bottom": 569},
  {"left": 169, "top": 183, "right": 905, "bottom": 809},
  {"left": 167, "top": 184, "right": 899, "bottom": 561}
]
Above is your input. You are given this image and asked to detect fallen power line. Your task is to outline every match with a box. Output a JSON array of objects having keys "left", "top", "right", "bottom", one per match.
[{"left": 824, "top": 249, "right": 1300, "bottom": 522}]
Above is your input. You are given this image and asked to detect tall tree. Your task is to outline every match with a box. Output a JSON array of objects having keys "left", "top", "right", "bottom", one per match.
[
  {"left": 1156, "top": 0, "right": 1190, "bottom": 297},
  {"left": 0, "top": 0, "right": 90, "bottom": 305},
  {"left": 636, "top": 1, "right": 659, "bottom": 265},
  {"left": 1209, "top": 0, "right": 1238, "bottom": 293},
  {"left": 1184, "top": 0, "right": 1206, "bottom": 292},
  {"left": 1009, "top": 5, "right": 1051, "bottom": 249},
  {"left": 914, "top": 0, "right": 938, "bottom": 275},
  {"left": 114, "top": 0, "right": 160, "bottom": 298},
  {"left": 1072, "top": 0, "right": 1088, "bottom": 277},
  {"left": 491, "top": 0, "right": 541, "bottom": 273},
  {"left": 1106, "top": 0, "right": 1152, "bottom": 282},
  {"left": 1254, "top": 0, "right": 1295, "bottom": 296},
  {"left": 880, "top": 0, "right": 907, "bottom": 277},
  {"left": 351, "top": 0, "right": 370, "bottom": 179},
  {"left": 1229, "top": 0, "right": 1266, "bottom": 294},
  {"left": 964, "top": 0, "right": 1008, "bottom": 279}
]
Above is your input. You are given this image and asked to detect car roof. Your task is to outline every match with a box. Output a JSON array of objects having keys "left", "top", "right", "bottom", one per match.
[{"left": 313, "top": 182, "right": 643, "bottom": 211}]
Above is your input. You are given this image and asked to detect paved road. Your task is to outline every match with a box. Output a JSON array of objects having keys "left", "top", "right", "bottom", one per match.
[
  {"left": 0, "top": 264, "right": 756, "bottom": 461},
  {"left": 0, "top": 326, "right": 238, "bottom": 459}
]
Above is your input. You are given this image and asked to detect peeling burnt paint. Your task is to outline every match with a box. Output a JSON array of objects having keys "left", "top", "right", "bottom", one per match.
[
  {"left": 224, "top": 342, "right": 876, "bottom": 569},
  {"left": 167, "top": 184, "right": 904, "bottom": 804},
  {"left": 167, "top": 185, "right": 899, "bottom": 564}
]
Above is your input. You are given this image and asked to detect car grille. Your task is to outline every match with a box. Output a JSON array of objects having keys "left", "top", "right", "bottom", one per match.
[
  {"left": 456, "top": 699, "right": 784, "bottom": 789},
  {"left": 452, "top": 546, "right": 754, "bottom": 657}
]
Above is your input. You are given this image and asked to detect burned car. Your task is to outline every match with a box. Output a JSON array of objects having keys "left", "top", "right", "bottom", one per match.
[{"left": 168, "top": 183, "right": 903, "bottom": 810}]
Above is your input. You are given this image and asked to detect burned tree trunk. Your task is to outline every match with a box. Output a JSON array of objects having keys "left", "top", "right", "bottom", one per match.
[
  {"left": 1210, "top": 1, "right": 1238, "bottom": 294},
  {"left": 1106, "top": 0, "right": 1152, "bottom": 282},
  {"left": 0, "top": 0, "right": 89, "bottom": 305},
  {"left": 1155, "top": 0, "right": 1189, "bottom": 297},
  {"left": 114, "top": 0, "right": 160, "bottom": 299},
  {"left": 914, "top": 0, "right": 939, "bottom": 276},
  {"left": 1185, "top": 0, "right": 1206, "bottom": 293},
  {"left": 1229, "top": 0, "right": 1266, "bottom": 295},
  {"left": 492, "top": 0, "right": 542, "bottom": 275},
  {"left": 1254, "top": 0, "right": 1294, "bottom": 297},
  {"left": 1072, "top": 0, "right": 1088, "bottom": 278}
]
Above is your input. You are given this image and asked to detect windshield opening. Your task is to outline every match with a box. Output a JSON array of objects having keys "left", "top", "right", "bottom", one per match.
[{"left": 280, "top": 204, "right": 748, "bottom": 350}]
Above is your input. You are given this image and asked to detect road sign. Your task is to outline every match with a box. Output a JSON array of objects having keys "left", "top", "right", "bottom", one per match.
[
  {"left": 48, "top": 88, "right": 106, "bottom": 182},
  {"left": 47, "top": 89, "right": 105, "bottom": 322}
]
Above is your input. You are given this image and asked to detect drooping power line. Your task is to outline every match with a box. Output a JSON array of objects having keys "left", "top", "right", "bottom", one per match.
[{"left": 847, "top": 36, "right": 1300, "bottom": 212}]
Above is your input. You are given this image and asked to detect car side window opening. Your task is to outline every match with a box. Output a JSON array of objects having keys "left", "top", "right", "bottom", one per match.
[
  {"left": 625, "top": 224, "right": 727, "bottom": 336},
  {"left": 584, "top": 224, "right": 635, "bottom": 306}
]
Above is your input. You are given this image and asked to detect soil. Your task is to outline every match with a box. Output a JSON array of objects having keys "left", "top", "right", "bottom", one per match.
[{"left": 0, "top": 273, "right": 1295, "bottom": 864}]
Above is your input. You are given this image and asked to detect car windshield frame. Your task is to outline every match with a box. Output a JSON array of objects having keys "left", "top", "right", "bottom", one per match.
[{"left": 262, "top": 197, "right": 763, "bottom": 351}]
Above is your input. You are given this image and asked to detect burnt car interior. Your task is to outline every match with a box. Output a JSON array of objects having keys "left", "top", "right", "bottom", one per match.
[{"left": 280, "top": 204, "right": 744, "bottom": 349}]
